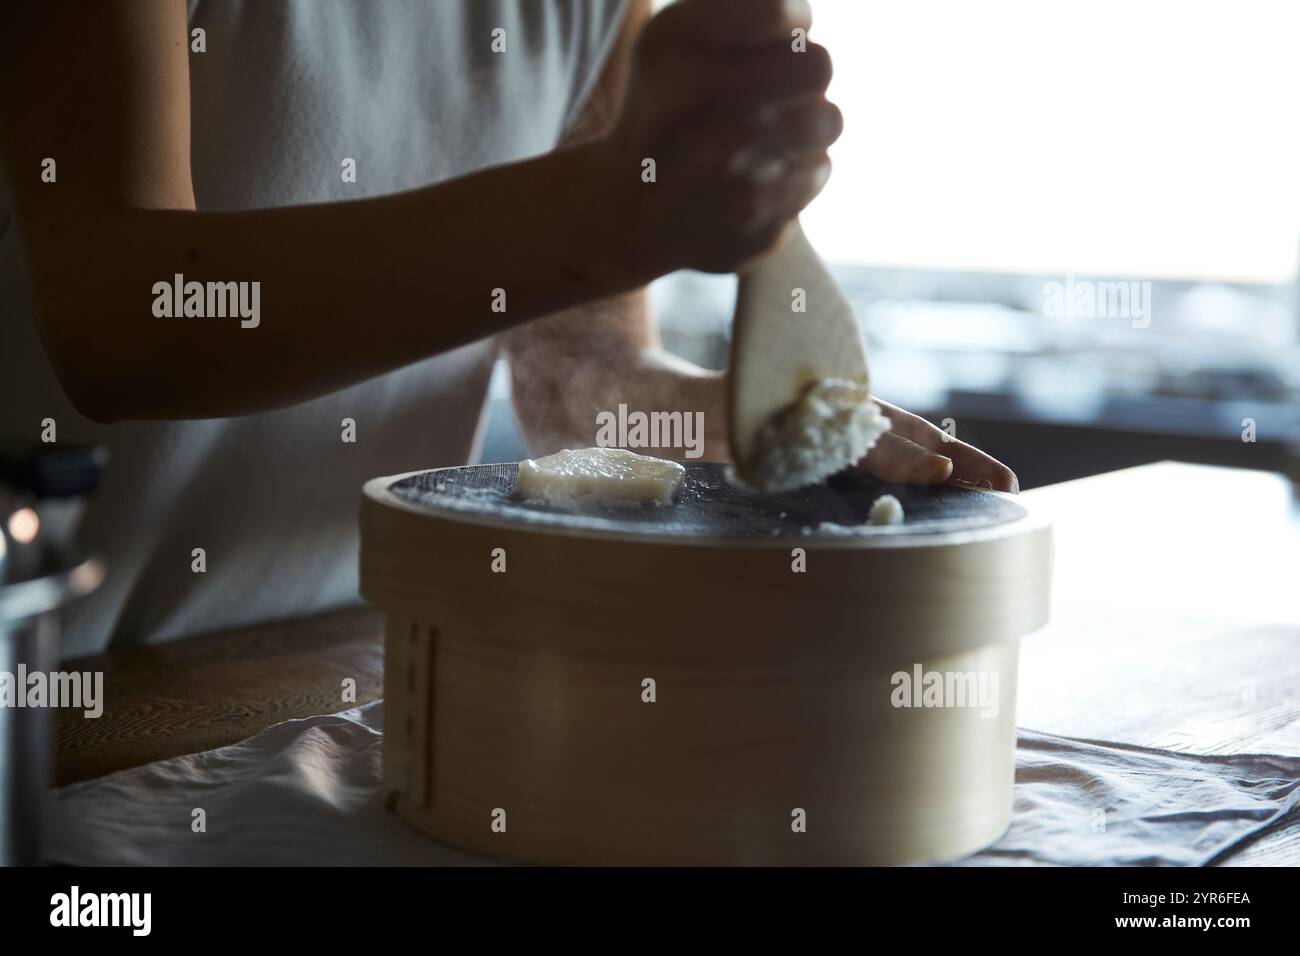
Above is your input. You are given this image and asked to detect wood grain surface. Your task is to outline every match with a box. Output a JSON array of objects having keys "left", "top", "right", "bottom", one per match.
[
  {"left": 362, "top": 469, "right": 1051, "bottom": 865},
  {"left": 53, "top": 607, "right": 384, "bottom": 785}
]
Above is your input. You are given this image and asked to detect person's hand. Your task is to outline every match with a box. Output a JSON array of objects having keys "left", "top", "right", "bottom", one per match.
[
  {"left": 653, "top": 365, "right": 1017, "bottom": 491},
  {"left": 591, "top": 0, "right": 842, "bottom": 282},
  {"left": 860, "top": 398, "right": 1019, "bottom": 493}
]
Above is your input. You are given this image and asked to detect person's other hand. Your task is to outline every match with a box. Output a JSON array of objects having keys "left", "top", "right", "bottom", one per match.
[
  {"left": 860, "top": 398, "right": 1020, "bottom": 493},
  {"left": 594, "top": 0, "right": 841, "bottom": 281}
]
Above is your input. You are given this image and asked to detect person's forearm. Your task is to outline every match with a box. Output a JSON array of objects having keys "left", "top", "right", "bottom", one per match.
[
  {"left": 26, "top": 139, "right": 642, "bottom": 422},
  {"left": 630, "top": 349, "right": 730, "bottom": 461},
  {"left": 506, "top": 291, "right": 729, "bottom": 462},
  {"left": 515, "top": 348, "right": 728, "bottom": 461}
]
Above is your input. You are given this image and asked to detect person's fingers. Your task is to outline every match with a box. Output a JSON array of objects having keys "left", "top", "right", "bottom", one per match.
[
  {"left": 872, "top": 400, "right": 1020, "bottom": 493},
  {"left": 665, "top": 99, "right": 833, "bottom": 178},
  {"left": 664, "top": 0, "right": 813, "bottom": 51},
  {"left": 870, "top": 399, "right": 950, "bottom": 446},
  {"left": 942, "top": 442, "right": 1018, "bottom": 493},
  {"left": 730, "top": 97, "right": 843, "bottom": 168},
  {"left": 859, "top": 432, "right": 954, "bottom": 485},
  {"left": 682, "top": 40, "right": 832, "bottom": 111},
  {"left": 735, "top": 154, "right": 831, "bottom": 231}
]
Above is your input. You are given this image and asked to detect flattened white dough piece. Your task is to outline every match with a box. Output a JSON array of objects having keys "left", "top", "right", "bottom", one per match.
[
  {"left": 745, "top": 379, "right": 891, "bottom": 493},
  {"left": 516, "top": 448, "right": 685, "bottom": 506}
]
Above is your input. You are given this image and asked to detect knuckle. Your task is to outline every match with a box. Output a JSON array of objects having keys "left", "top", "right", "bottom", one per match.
[
  {"left": 801, "top": 44, "right": 834, "bottom": 89},
  {"left": 820, "top": 100, "right": 844, "bottom": 141}
]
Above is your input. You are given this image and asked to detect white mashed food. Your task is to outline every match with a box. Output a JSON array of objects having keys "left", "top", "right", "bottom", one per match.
[
  {"left": 868, "top": 493, "right": 905, "bottom": 526},
  {"left": 745, "top": 379, "right": 891, "bottom": 493},
  {"left": 807, "top": 496, "right": 905, "bottom": 536},
  {"left": 515, "top": 447, "right": 685, "bottom": 506},
  {"left": 813, "top": 521, "right": 863, "bottom": 536}
]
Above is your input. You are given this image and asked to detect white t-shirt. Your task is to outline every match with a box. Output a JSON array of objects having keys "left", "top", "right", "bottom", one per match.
[{"left": 0, "top": 0, "right": 627, "bottom": 656}]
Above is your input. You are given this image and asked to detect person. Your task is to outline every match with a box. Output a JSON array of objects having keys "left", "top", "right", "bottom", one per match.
[{"left": 0, "top": 0, "right": 1016, "bottom": 657}]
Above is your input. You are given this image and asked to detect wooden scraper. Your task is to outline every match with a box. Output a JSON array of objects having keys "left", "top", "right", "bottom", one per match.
[{"left": 727, "top": 221, "right": 872, "bottom": 483}]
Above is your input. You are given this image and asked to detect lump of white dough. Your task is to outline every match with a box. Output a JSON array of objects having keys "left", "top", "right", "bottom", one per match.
[
  {"left": 868, "top": 493, "right": 905, "bottom": 526},
  {"left": 745, "top": 379, "right": 891, "bottom": 493},
  {"left": 515, "top": 447, "right": 685, "bottom": 506}
]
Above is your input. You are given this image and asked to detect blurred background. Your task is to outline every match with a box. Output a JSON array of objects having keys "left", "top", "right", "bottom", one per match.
[{"left": 484, "top": 0, "right": 1300, "bottom": 488}]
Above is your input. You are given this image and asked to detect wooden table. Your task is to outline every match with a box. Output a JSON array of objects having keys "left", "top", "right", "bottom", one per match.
[
  {"left": 1015, "top": 461, "right": 1300, "bottom": 864},
  {"left": 54, "top": 462, "right": 1300, "bottom": 862}
]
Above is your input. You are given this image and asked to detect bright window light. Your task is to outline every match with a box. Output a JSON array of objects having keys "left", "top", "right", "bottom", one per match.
[{"left": 802, "top": 0, "right": 1300, "bottom": 282}]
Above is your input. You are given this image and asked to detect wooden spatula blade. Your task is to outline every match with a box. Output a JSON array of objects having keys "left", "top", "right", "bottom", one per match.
[{"left": 728, "top": 223, "right": 870, "bottom": 474}]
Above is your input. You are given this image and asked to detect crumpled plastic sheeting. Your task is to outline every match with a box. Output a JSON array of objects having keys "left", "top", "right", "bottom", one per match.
[
  {"left": 47, "top": 703, "right": 484, "bottom": 866},
  {"left": 965, "top": 733, "right": 1300, "bottom": 866},
  {"left": 47, "top": 702, "right": 1300, "bottom": 866}
]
